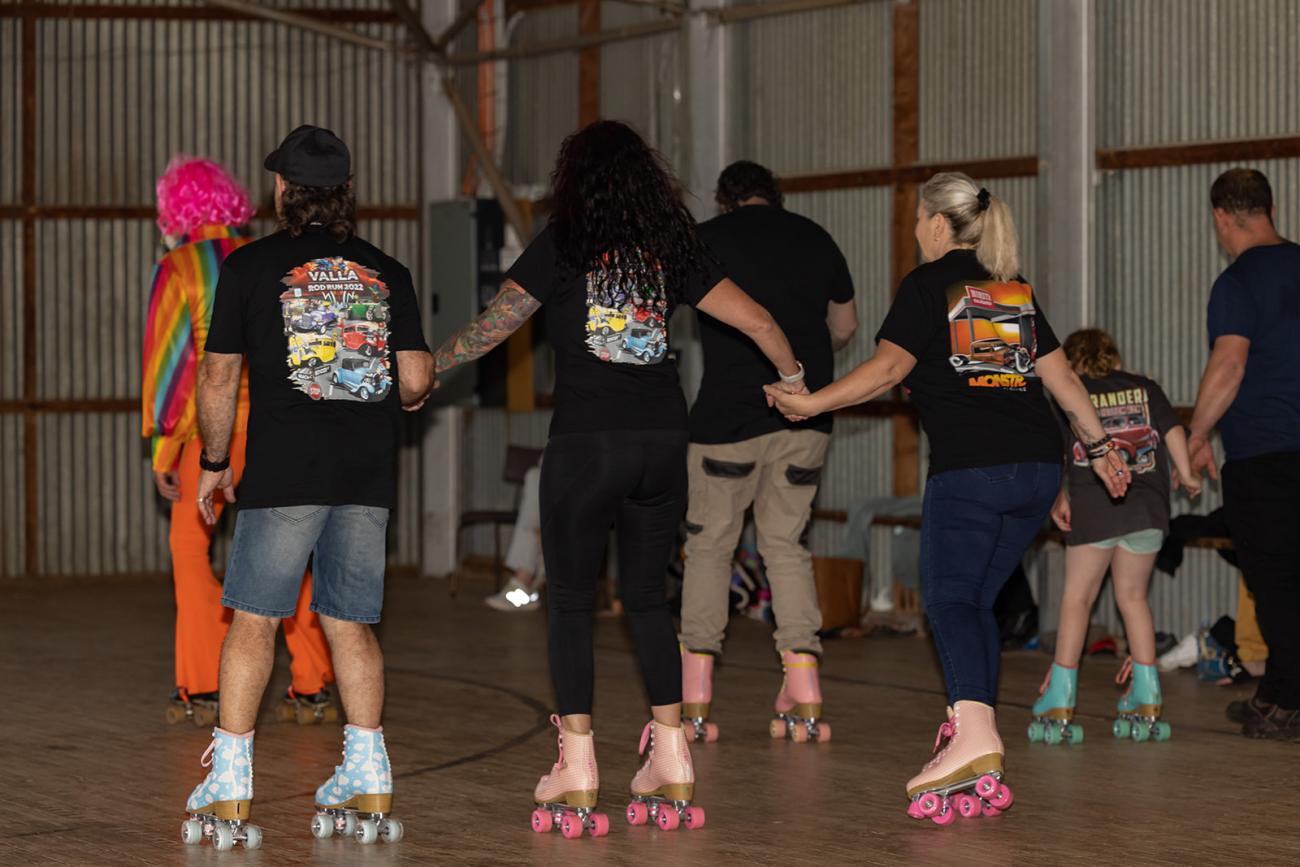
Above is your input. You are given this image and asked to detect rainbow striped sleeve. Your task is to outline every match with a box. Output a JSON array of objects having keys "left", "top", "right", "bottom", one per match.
[{"left": 142, "top": 253, "right": 196, "bottom": 472}]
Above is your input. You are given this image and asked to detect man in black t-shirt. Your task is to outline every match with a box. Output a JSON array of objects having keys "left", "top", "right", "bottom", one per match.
[
  {"left": 182, "top": 126, "right": 433, "bottom": 847},
  {"left": 679, "top": 161, "right": 857, "bottom": 741}
]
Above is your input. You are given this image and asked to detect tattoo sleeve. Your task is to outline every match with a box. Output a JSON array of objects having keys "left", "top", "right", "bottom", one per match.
[
  {"left": 197, "top": 353, "right": 242, "bottom": 461},
  {"left": 434, "top": 280, "right": 541, "bottom": 374}
]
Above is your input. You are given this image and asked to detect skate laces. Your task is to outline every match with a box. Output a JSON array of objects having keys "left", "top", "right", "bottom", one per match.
[
  {"left": 200, "top": 739, "right": 217, "bottom": 769},
  {"left": 930, "top": 719, "right": 956, "bottom": 756},
  {"left": 1038, "top": 668, "right": 1053, "bottom": 696},
  {"left": 637, "top": 721, "right": 653, "bottom": 757},
  {"left": 1116, "top": 656, "right": 1133, "bottom": 686},
  {"left": 547, "top": 714, "right": 565, "bottom": 775}
]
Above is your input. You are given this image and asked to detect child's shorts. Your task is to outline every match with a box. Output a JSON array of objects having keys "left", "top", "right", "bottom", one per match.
[{"left": 1086, "top": 528, "right": 1165, "bottom": 555}]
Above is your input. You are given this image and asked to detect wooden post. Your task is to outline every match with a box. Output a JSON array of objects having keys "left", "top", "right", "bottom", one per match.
[
  {"left": 890, "top": 0, "right": 920, "bottom": 498},
  {"left": 21, "top": 2, "right": 39, "bottom": 576}
]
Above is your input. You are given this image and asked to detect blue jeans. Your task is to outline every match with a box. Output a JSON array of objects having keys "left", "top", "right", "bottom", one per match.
[
  {"left": 222, "top": 505, "right": 390, "bottom": 624},
  {"left": 921, "top": 462, "right": 1060, "bottom": 705}
]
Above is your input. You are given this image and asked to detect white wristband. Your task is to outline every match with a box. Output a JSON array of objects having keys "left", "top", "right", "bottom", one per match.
[{"left": 779, "top": 362, "right": 806, "bottom": 384}]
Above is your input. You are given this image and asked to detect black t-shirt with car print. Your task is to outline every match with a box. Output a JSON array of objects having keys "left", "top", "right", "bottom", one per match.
[
  {"left": 875, "top": 249, "right": 1062, "bottom": 475},
  {"left": 505, "top": 224, "right": 724, "bottom": 436},
  {"left": 1061, "top": 371, "right": 1182, "bottom": 546},
  {"left": 206, "top": 228, "right": 429, "bottom": 509}
]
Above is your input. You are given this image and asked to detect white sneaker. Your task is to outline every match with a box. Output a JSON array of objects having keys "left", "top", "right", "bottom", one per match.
[
  {"left": 485, "top": 579, "right": 540, "bottom": 612},
  {"left": 1158, "top": 632, "right": 1199, "bottom": 672}
]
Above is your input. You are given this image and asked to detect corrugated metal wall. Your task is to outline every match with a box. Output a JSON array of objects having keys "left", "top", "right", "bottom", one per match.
[
  {"left": 919, "top": 0, "right": 1037, "bottom": 161},
  {"left": 725, "top": 1, "right": 892, "bottom": 172},
  {"left": 503, "top": 5, "right": 578, "bottom": 189},
  {"left": 599, "top": 3, "right": 685, "bottom": 175},
  {"left": 1097, "top": 0, "right": 1300, "bottom": 149},
  {"left": 0, "top": 7, "right": 426, "bottom": 578}
]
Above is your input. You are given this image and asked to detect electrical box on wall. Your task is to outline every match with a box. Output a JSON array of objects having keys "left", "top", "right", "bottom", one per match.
[{"left": 427, "top": 198, "right": 507, "bottom": 406}]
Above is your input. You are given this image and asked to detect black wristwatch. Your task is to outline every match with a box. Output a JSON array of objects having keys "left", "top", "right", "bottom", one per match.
[{"left": 199, "top": 450, "right": 231, "bottom": 473}]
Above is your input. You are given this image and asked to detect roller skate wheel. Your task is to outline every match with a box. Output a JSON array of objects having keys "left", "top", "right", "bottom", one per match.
[
  {"left": 275, "top": 702, "right": 295, "bottom": 722},
  {"left": 181, "top": 819, "right": 203, "bottom": 845},
  {"left": 815, "top": 721, "right": 831, "bottom": 742},
  {"left": 975, "top": 775, "right": 1000, "bottom": 798},
  {"left": 340, "top": 812, "right": 358, "bottom": 837},
  {"left": 1068, "top": 724, "right": 1085, "bottom": 745},
  {"left": 356, "top": 819, "right": 379, "bottom": 845},
  {"left": 242, "top": 824, "right": 262, "bottom": 850},
  {"left": 790, "top": 724, "right": 809, "bottom": 743},
  {"left": 166, "top": 706, "right": 189, "bottom": 725},
  {"left": 932, "top": 803, "right": 957, "bottom": 826},
  {"left": 626, "top": 802, "right": 649, "bottom": 826},
  {"left": 531, "top": 808, "right": 554, "bottom": 833},
  {"left": 683, "top": 806, "right": 706, "bottom": 829},
  {"left": 656, "top": 807, "right": 680, "bottom": 831},
  {"left": 1027, "top": 721, "right": 1044, "bottom": 742},
  {"left": 379, "top": 817, "right": 404, "bottom": 843},
  {"left": 918, "top": 793, "right": 942, "bottom": 818},
  {"left": 589, "top": 813, "right": 610, "bottom": 837},
  {"left": 192, "top": 706, "right": 218, "bottom": 727},
  {"left": 296, "top": 705, "right": 318, "bottom": 725},
  {"left": 1113, "top": 718, "right": 1131, "bottom": 739},
  {"left": 981, "top": 802, "right": 1001, "bottom": 818},
  {"left": 989, "top": 784, "right": 1014, "bottom": 810},
  {"left": 703, "top": 722, "right": 720, "bottom": 743},
  {"left": 769, "top": 719, "right": 787, "bottom": 739},
  {"left": 1131, "top": 723, "right": 1150, "bottom": 743},
  {"left": 322, "top": 705, "right": 340, "bottom": 723},
  {"left": 955, "top": 794, "right": 980, "bottom": 819},
  {"left": 311, "top": 813, "right": 334, "bottom": 839},
  {"left": 1043, "top": 725, "right": 1063, "bottom": 745},
  {"left": 1153, "top": 721, "right": 1172, "bottom": 741},
  {"left": 560, "top": 814, "right": 584, "bottom": 839},
  {"left": 212, "top": 823, "right": 235, "bottom": 852},
  {"left": 906, "top": 800, "right": 925, "bottom": 819}
]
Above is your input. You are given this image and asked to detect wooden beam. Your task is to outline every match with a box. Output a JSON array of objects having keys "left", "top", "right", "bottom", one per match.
[
  {"left": 715, "top": 0, "right": 873, "bottom": 24},
  {"left": 781, "top": 155, "right": 1039, "bottom": 194},
  {"left": 445, "top": 17, "right": 681, "bottom": 64},
  {"left": 204, "top": 0, "right": 396, "bottom": 51},
  {"left": 0, "top": 399, "right": 140, "bottom": 414},
  {"left": 388, "top": 0, "right": 439, "bottom": 55},
  {"left": 578, "top": 0, "right": 602, "bottom": 126},
  {"left": 434, "top": 0, "right": 486, "bottom": 51},
  {"left": 1097, "top": 135, "right": 1300, "bottom": 171},
  {"left": 22, "top": 8, "right": 38, "bottom": 576},
  {"left": 0, "top": 2, "right": 401, "bottom": 21},
  {"left": 889, "top": 0, "right": 919, "bottom": 499},
  {"left": 0, "top": 204, "right": 420, "bottom": 220}
]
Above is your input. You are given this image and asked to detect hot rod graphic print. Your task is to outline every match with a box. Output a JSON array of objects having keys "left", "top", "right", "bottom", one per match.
[
  {"left": 583, "top": 249, "right": 669, "bottom": 365},
  {"left": 280, "top": 257, "right": 393, "bottom": 402},
  {"left": 946, "top": 282, "right": 1040, "bottom": 390}
]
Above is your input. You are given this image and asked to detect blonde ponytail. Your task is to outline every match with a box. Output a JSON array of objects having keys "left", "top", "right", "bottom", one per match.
[{"left": 918, "top": 172, "right": 1021, "bottom": 281}]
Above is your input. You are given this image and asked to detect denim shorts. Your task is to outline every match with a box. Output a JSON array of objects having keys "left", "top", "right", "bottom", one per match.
[{"left": 221, "top": 505, "right": 389, "bottom": 624}]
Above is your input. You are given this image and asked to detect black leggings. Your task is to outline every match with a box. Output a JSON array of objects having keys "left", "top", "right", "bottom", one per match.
[{"left": 540, "top": 428, "right": 687, "bottom": 716}]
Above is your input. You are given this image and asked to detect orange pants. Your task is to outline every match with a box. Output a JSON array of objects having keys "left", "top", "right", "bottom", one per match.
[{"left": 171, "top": 431, "right": 335, "bottom": 695}]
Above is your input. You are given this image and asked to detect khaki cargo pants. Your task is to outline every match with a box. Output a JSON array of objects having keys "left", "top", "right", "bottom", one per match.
[{"left": 679, "top": 429, "right": 830, "bottom": 656}]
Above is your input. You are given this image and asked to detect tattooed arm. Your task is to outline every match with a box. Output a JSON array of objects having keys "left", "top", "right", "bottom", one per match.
[
  {"left": 1037, "top": 348, "right": 1131, "bottom": 498},
  {"left": 435, "top": 280, "right": 541, "bottom": 374}
]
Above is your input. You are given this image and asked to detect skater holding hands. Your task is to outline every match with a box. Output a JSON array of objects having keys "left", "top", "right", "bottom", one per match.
[
  {"left": 1031, "top": 329, "right": 1198, "bottom": 746},
  {"left": 766, "top": 173, "right": 1130, "bottom": 825}
]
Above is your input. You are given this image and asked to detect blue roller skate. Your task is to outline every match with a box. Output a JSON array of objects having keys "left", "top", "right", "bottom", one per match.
[
  {"left": 181, "top": 728, "right": 262, "bottom": 851},
  {"left": 1113, "top": 658, "right": 1171, "bottom": 742},
  {"left": 311, "top": 724, "right": 404, "bottom": 845},
  {"left": 1027, "top": 664, "right": 1083, "bottom": 745}
]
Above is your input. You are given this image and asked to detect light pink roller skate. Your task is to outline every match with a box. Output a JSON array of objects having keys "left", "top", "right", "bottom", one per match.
[
  {"left": 769, "top": 650, "right": 831, "bottom": 743},
  {"left": 905, "top": 701, "right": 1014, "bottom": 826},
  {"left": 530, "top": 715, "right": 610, "bottom": 839},
  {"left": 681, "top": 647, "right": 719, "bottom": 743},
  {"left": 625, "top": 720, "right": 705, "bottom": 832}
]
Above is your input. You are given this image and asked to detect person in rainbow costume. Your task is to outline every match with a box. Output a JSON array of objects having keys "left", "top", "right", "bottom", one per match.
[{"left": 143, "top": 156, "right": 336, "bottom": 726}]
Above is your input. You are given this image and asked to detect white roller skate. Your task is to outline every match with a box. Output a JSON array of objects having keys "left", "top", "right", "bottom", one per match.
[
  {"left": 311, "top": 724, "right": 403, "bottom": 844},
  {"left": 531, "top": 715, "right": 610, "bottom": 839},
  {"left": 769, "top": 650, "right": 831, "bottom": 743},
  {"left": 181, "top": 728, "right": 262, "bottom": 850},
  {"left": 625, "top": 720, "right": 706, "bottom": 832},
  {"left": 905, "top": 702, "right": 1014, "bottom": 826}
]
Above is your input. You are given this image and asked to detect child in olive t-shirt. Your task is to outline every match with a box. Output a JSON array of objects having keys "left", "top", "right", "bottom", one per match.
[{"left": 1028, "top": 329, "right": 1200, "bottom": 745}]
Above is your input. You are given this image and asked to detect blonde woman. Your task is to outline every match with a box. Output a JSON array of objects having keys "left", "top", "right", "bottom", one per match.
[{"left": 767, "top": 172, "right": 1131, "bottom": 826}]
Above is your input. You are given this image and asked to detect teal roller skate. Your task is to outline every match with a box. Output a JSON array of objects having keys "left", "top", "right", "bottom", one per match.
[
  {"left": 1027, "top": 664, "right": 1083, "bottom": 745},
  {"left": 1113, "top": 658, "right": 1171, "bottom": 742}
]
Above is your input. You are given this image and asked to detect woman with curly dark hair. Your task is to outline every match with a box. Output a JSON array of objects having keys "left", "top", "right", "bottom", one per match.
[{"left": 435, "top": 120, "right": 805, "bottom": 837}]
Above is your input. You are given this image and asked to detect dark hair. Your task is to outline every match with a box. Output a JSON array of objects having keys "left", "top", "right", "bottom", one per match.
[
  {"left": 548, "top": 120, "right": 708, "bottom": 304},
  {"left": 715, "top": 160, "right": 784, "bottom": 210},
  {"left": 279, "top": 180, "right": 357, "bottom": 243},
  {"left": 1210, "top": 169, "right": 1273, "bottom": 217},
  {"left": 1063, "top": 328, "right": 1121, "bottom": 379}
]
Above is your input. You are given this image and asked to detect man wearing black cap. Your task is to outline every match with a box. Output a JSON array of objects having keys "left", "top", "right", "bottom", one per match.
[{"left": 179, "top": 125, "right": 434, "bottom": 850}]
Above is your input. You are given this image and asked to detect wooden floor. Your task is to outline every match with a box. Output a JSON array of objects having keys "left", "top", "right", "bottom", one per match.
[{"left": 3, "top": 575, "right": 1298, "bottom": 866}]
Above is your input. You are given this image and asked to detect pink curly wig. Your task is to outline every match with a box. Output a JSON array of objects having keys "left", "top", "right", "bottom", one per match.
[{"left": 155, "top": 155, "right": 255, "bottom": 236}]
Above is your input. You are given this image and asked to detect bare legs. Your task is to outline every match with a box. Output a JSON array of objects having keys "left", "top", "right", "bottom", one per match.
[{"left": 1054, "top": 544, "right": 1159, "bottom": 669}]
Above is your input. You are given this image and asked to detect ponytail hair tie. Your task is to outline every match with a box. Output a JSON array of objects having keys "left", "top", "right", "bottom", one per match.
[{"left": 976, "top": 188, "right": 991, "bottom": 211}]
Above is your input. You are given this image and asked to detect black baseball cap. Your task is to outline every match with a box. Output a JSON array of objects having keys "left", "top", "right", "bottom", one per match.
[{"left": 264, "top": 125, "right": 351, "bottom": 187}]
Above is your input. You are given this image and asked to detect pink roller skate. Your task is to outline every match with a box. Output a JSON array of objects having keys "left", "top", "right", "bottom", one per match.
[
  {"left": 681, "top": 647, "right": 719, "bottom": 743},
  {"left": 625, "top": 720, "right": 706, "bottom": 832},
  {"left": 769, "top": 650, "right": 830, "bottom": 743},
  {"left": 530, "top": 715, "right": 609, "bottom": 839},
  {"left": 905, "top": 701, "right": 1014, "bottom": 826}
]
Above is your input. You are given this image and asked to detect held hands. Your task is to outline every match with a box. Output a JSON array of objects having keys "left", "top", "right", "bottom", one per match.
[
  {"left": 403, "top": 374, "right": 440, "bottom": 413},
  {"left": 1187, "top": 432, "right": 1218, "bottom": 482},
  {"left": 196, "top": 467, "right": 236, "bottom": 525},
  {"left": 1050, "top": 489, "right": 1071, "bottom": 532},
  {"left": 153, "top": 470, "right": 181, "bottom": 503},
  {"left": 1090, "top": 449, "right": 1132, "bottom": 499},
  {"left": 1172, "top": 466, "right": 1204, "bottom": 499},
  {"left": 763, "top": 381, "right": 815, "bottom": 422}
]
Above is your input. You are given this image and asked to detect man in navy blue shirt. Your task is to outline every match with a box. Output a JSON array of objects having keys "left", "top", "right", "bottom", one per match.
[{"left": 1189, "top": 168, "right": 1300, "bottom": 740}]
